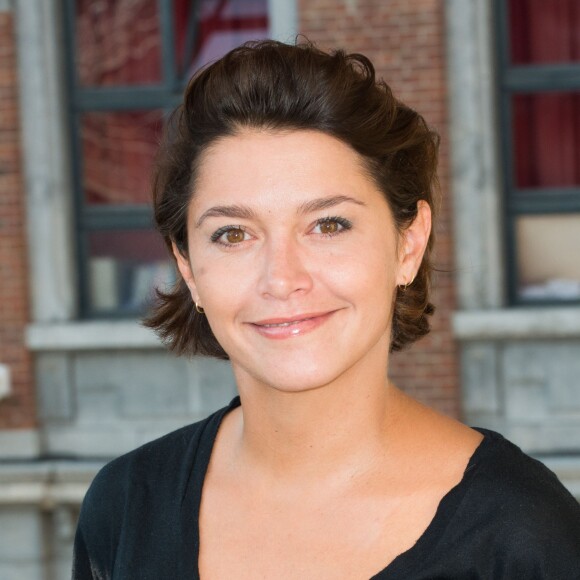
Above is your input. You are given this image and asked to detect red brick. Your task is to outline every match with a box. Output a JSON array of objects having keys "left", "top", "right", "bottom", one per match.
[{"left": 0, "top": 12, "right": 36, "bottom": 430}]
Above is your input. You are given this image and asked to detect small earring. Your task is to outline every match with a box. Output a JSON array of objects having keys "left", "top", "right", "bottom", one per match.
[
  {"left": 399, "top": 275, "right": 415, "bottom": 291},
  {"left": 195, "top": 302, "right": 205, "bottom": 314}
]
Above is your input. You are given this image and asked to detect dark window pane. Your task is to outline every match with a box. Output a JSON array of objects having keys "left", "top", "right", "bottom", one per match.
[
  {"left": 509, "top": 0, "right": 580, "bottom": 65},
  {"left": 87, "top": 230, "right": 174, "bottom": 313},
  {"left": 175, "top": 0, "right": 269, "bottom": 80},
  {"left": 516, "top": 214, "right": 580, "bottom": 300},
  {"left": 81, "top": 110, "right": 163, "bottom": 206},
  {"left": 512, "top": 93, "right": 580, "bottom": 188},
  {"left": 75, "top": 0, "right": 162, "bottom": 86}
]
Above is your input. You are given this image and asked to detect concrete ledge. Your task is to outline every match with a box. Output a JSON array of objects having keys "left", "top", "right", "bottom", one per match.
[
  {"left": 0, "top": 482, "right": 89, "bottom": 507},
  {"left": 0, "top": 430, "right": 40, "bottom": 459},
  {"left": 453, "top": 308, "right": 580, "bottom": 340},
  {"left": 26, "top": 321, "right": 163, "bottom": 351},
  {"left": 0, "top": 461, "right": 104, "bottom": 506}
]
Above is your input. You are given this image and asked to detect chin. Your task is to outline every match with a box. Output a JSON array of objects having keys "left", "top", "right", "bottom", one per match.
[
  {"left": 234, "top": 356, "right": 346, "bottom": 395},
  {"left": 267, "top": 375, "right": 336, "bottom": 394}
]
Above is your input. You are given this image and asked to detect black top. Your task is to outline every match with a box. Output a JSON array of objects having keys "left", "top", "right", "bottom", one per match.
[{"left": 72, "top": 396, "right": 580, "bottom": 579}]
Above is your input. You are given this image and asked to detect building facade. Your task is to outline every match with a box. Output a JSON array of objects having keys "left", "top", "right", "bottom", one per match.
[{"left": 0, "top": 0, "right": 579, "bottom": 577}]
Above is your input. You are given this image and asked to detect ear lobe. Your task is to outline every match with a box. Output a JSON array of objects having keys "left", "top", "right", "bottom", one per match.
[{"left": 171, "top": 241, "right": 199, "bottom": 301}]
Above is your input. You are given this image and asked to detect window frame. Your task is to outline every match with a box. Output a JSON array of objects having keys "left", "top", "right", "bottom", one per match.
[
  {"left": 63, "top": 0, "right": 294, "bottom": 319},
  {"left": 496, "top": 0, "right": 580, "bottom": 306}
]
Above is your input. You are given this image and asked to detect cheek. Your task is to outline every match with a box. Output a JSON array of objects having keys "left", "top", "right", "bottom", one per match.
[
  {"left": 325, "top": 241, "right": 397, "bottom": 291},
  {"left": 329, "top": 243, "right": 398, "bottom": 327},
  {"left": 191, "top": 257, "right": 251, "bottom": 312}
]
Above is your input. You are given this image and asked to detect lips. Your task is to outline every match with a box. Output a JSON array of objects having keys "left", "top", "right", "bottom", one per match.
[
  {"left": 249, "top": 311, "right": 337, "bottom": 339},
  {"left": 252, "top": 312, "right": 328, "bottom": 325}
]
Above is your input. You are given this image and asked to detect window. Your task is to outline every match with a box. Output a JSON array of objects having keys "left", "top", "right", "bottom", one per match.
[
  {"left": 498, "top": 0, "right": 580, "bottom": 304},
  {"left": 65, "top": 0, "right": 272, "bottom": 317}
]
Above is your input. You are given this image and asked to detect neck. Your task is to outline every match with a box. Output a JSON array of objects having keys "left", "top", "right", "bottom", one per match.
[{"left": 231, "top": 351, "right": 404, "bottom": 487}]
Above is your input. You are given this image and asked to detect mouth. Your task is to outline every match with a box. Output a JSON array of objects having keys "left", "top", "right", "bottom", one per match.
[{"left": 248, "top": 311, "right": 337, "bottom": 339}]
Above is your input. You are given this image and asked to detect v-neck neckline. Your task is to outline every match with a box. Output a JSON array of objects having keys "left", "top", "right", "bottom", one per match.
[{"left": 185, "top": 396, "right": 492, "bottom": 580}]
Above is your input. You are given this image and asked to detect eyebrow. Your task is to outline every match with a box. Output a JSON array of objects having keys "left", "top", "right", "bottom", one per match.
[
  {"left": 195, "top": 204, "right": 257, "bottom": 228},
  {"left": 195, "top": 195, "right": 366, "bottom": 228},
  {"left": 297, "top": 195, "right": 366, "bottom": 214}
]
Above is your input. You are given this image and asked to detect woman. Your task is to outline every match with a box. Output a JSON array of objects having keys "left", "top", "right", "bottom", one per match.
[{"left": 73, "top": 40, "right": 580, "bottom": 579}]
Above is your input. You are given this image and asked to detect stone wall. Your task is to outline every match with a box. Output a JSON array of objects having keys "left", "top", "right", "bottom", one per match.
[{"left": 37, "top": 350, "right": 236, "bottom": 458}]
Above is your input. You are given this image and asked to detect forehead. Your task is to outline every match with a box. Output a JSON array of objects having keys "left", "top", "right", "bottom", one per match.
[{"left": 190, "top": 129, "right": 382, "bottom": 213}]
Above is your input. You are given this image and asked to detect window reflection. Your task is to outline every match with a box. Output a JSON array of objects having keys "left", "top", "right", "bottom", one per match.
[
  {"left": 517, "top": 214, "right": 580, "bottom": 300},
  {"left": 88, "top": 230, "right": 174, "bottom": 313},
  {"left": 81, "top": 110, "right": 163, "bottom": 206},
  {"left": 175, "top": 0, "right": 269, "bottom": 80},
  {"left": 75, "top": 0, "right": 270, "bottom": 87},
  {"left": 75, "top": 0, "right": 162, "bottom": 86}
]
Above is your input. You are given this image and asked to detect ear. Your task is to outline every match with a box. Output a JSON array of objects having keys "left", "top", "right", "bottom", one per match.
[
  {"left": 397, "top": 200, "right": 432, "bottom": 285},
  {"left": 171, "top": 242, "right": 200, "bottom": 304}
]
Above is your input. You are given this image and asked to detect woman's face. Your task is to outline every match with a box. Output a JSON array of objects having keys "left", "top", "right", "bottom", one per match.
[{"left": 175, "top": 129, "right": 430, "bottom": 393}]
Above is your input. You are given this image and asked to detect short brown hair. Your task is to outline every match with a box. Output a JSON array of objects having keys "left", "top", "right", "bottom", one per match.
[{"left": 144, "top": 39, "right": 439, "bottom": 358}]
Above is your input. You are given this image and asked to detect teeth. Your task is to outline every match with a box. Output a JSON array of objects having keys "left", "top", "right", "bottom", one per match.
[{"left": 262, "top": 319, "right": 311, "bottom": 328}]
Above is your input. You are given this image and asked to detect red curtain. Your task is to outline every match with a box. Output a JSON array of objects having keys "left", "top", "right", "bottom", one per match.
[{"left": 510, "top": 0, "right": 580, "bottom": 187}]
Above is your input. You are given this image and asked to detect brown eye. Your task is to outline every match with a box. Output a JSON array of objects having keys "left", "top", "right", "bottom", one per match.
[
  {"left": 313, "top": 217, "right": 352, "bottom": 237},
  {"left": 210, "top": 225, "right": 250, "bottom": 245},
  {"left": 225, "top": 229, "right": 245, "bottom": 244},
  {"left": 319, "top": 220, "right": 339, "bottom": 234}
]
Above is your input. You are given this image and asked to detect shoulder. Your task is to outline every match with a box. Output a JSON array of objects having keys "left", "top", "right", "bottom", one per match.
[
  {"left": 73, "top": 398, "right": 239, "bottom": 575},
  {"left": 83, "top": 419, "right": 197, "bottom": 511},
  {"left": 85, "top": 409, "right": 212, "bottom": 505},
  {"left": 76, "top": 415, "right": 206, "bottom": 538},
  {"left": 83, "top": 396, "right": 240, "bottom": 509},
  {"left": 455, "top": 429, "right": 580, "bottom": 574},
  {"left": 470, "top": 429, "right": 580, "bottom": 519}
]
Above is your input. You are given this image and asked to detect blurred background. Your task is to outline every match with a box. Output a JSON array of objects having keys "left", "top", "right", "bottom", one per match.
[{"left": 1, "top": 0, "right": 580, "bottom": 577}]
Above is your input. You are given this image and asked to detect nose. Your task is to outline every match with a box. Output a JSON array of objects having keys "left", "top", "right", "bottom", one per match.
[{"left": 257, "top": 236, "right": 314, "bottom": 300}]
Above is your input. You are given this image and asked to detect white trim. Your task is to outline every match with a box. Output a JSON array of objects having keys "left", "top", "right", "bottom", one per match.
[
  {"left": 26, "top": 321, "right": 162, "bottom": 351},
  {"left": 453, "top": 307, "right": 580, "bottom": 340},
  {"left": 0, "top": 430, "right": 41, "bottom": 459},
  {"left": 0, "top": 461, "right": 103, "bottom": 506},
  {"left": 445, "top": 0, "right": 504, "bottom": 309},
  {"left": 0, "top": 365, "right": 11, "bottom": 401},
  {"left": 0, "top": 482, "right": 88, "bottom": 506},
  {"left": 15, "top": 0, "right": 77, "bottom": 322},
  {"left": 268, "top": 0, "right": 298, "bottom": 43}
]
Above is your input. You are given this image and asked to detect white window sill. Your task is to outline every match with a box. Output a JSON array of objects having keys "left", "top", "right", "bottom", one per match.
[
  {"left": 453, "top": 307, "right": 580, "bottom": 340},
  {"left": 26, "top": 321, "right": 163, "bottom": 351},
  {"left": 0, "top": 460, "right": 104, "bottom": 505}
]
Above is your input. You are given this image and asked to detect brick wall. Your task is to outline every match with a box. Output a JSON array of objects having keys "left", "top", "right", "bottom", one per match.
[
  {"left": 299, "top": 0, "right": 460, "bottom": 417},
  {"left": 0, "top": 10, "right": 36, "bottom": 429}
]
